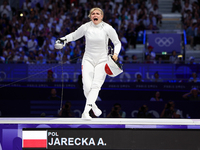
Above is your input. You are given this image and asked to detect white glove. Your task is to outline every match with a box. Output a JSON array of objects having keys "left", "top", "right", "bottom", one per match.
[
  {"left": 59, "top": 37, "right": 67, "bottom": 46},
  {"left": 54, "top": 37, "right": 67, "bottom": 49}
]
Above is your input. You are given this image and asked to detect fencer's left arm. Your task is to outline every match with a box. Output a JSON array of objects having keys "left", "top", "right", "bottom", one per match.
[{"left": 107, "top": 26, "right": 121, "bottom": 60}]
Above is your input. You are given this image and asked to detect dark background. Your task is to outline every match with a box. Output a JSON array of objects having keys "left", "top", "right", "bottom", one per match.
[{"left": 1, "top": 82, "right": 200, "bottom": 118}]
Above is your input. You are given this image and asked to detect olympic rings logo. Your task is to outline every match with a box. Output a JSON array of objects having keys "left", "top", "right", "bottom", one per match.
[{"left": 155, "top": 37, "right": 174, "bottom": 47}]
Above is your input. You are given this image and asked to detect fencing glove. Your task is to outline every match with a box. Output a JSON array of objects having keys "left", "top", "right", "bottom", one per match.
[{"left": 54, "top": 37, "right": 67, "bottom": 49}]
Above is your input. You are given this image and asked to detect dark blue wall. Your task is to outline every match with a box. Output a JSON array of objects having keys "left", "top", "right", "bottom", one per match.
[{"left": 1, "top": 82, "right": 200, "bottom": 118}]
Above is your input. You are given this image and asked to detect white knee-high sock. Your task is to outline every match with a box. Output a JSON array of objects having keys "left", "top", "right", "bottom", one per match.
[{"left": 83, "top": 89, "right": 99, "bottom": 114}]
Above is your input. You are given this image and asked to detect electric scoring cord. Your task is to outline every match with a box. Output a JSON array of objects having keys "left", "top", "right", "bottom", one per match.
[
  {"left": 1, "top": 45, "right": 112, "bottom": 89},
  {"left": 60, "top": 50, "right": 64, "bottom": 110},
  {"left": 0, "top": 49, "right": 81, "bottom": 116}
]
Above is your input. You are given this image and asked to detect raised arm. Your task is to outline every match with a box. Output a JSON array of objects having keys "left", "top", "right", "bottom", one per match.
[{"left": 55, "top": 23, "right": 87, "bottom": 49}]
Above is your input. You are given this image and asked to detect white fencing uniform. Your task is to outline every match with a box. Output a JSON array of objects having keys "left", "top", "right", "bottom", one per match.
[{"left": 64, "top": 21, "right": 121, "bottom": 115}]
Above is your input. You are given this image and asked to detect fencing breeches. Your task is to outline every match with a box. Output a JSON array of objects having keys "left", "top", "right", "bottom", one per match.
[{"left": 82, "top": 58, "right": 107, "bottom": 114}]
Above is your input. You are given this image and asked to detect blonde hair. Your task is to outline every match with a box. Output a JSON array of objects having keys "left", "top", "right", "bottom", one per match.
[{"left": 88, "top": 7, "right": 104, "bottom": 19}]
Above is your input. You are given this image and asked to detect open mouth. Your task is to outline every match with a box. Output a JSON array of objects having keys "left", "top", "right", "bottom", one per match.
[{"left": 94, "top": 18, "right": 98, "bottom": 21}]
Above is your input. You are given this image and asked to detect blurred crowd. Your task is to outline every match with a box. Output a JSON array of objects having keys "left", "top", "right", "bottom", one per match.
[
  {"left": 182, "top": 0, "right": 200, "bottom": 50},
  {"left": 0, "top": 0, "right": 162, "bottom": 64},
  {"left": 0, "top": 0, "right": 200, "bottom": 65}
]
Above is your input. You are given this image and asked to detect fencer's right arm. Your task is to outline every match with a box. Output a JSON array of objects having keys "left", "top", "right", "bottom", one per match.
[{"left": 56, "top": 23, "right": 88, "bottom": 47}]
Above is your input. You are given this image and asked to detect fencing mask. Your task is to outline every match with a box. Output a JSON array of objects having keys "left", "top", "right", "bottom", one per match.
[{"left": 105, "top": 55, "right": 123, "bottom": 77}]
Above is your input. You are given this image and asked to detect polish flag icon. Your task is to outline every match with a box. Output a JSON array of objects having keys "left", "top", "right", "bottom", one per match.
[{"left": 22, "top": 130, "right": 47, "bottom": 148}]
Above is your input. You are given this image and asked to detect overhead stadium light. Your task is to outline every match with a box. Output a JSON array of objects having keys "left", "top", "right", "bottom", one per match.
[{"left": 178, "top": 55, "right": 183, "bottom": 58}]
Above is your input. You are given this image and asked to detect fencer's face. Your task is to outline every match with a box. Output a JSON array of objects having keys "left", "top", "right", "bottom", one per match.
[{"left": 91, "top": 10, "right": 103, "bottom": 25}]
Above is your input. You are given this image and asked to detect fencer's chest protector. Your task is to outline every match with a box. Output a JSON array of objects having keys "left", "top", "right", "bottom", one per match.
[{"left": 84, "top": 22, "right": 108, "bottom": 60}]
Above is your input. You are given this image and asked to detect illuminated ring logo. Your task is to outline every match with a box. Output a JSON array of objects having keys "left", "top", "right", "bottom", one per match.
[
  {"left": 119, "top": 72, "right": 131, "bottom": 82},
  {"left": 0, "top": 71, "right": 6, "bottom": 81},
  {"left": 155, "top": 37, "right": 174, "bottom": 47}
]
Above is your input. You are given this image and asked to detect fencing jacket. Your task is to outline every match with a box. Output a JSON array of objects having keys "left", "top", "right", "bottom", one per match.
[{"left": 64, "top": 21, "right": 121, "bottom": 64}]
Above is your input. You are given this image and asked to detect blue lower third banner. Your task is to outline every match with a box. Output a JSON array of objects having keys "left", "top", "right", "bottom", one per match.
[{"left": 1, "top": 123, "right": 200, "bottom": 150}]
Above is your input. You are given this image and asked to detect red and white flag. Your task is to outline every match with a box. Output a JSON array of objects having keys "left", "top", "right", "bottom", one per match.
[{"left": 22, "top": 130, "right": 47, "bottom": 148}]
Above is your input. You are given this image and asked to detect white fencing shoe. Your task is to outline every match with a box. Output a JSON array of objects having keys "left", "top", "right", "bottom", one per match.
[
  {"left": 93, "top": 107, "right": 102, "bottom": 117},
  {"left": 81, "top": 113, "right": 92, "bottom": 120}
]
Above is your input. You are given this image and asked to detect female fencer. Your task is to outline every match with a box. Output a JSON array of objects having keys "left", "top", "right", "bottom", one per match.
[{"left": 55, "top": 7, "right": 121, "bottom": 120}]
